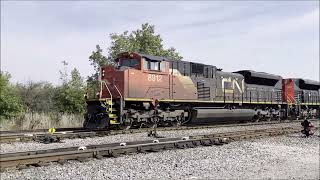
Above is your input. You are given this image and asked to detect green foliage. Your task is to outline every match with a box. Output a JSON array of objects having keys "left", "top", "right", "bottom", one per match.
[
  {"left": 0, "top": 72, "right": 24, "bottom": 120},
  {"left": 59, "top": 60, "right": 69, "bottom": 85},
  {"left": 53, "top": 65, "right": 86, "bottom": 114},
  {"left": 108, "top": 23, "right": 183, "bottom": 61},
  {"left": 88, "top": 23, "right": 183, "bottom": 81},
  {"left": 16, "top": 81, "right": 56, "bottom": 113},
  {"left": 89, "top": 45, "right": 110, "bottom": 80},
  {"left": 1, "top": 62, "right": 86, "bottom": 120},
  {"left": 15, "top": 61, "right": 86, "bottom": 114}
]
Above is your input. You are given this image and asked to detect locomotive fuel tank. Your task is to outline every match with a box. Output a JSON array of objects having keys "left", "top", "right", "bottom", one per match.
[{"left": 191, "top": 108, "right": 255, "bottom": 123}]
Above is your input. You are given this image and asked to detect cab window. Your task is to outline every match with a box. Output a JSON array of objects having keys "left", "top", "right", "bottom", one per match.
[
  {"left": 144, "top": 58, "right": 165, "bottom": 71},
  {"left": 120, "top": 59, "right": 139, "bottom": 67}
]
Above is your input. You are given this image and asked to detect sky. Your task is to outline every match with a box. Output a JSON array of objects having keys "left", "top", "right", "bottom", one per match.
[{"left": 1, "top": 1, "right": 319, "bottom": 85}]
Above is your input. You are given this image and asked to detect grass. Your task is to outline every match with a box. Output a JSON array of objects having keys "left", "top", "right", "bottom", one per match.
[{"left": 0, "top": 112, "right": 84, "bottom": 131}]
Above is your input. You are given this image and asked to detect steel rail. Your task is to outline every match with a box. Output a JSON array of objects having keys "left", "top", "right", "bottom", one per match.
[
  {"left": 0, "top": 126, "right": 316, "bottom": 171},
  {"left": 0, "top": 127, "right": 85, "bottom": 135},
  {"left": 0, "top": 119, "right": 318, "bottom": 143}
]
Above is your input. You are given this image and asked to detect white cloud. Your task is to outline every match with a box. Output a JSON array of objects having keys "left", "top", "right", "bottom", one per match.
[{"left": 248, "top": 8, "right": 319, "bottom": 37}]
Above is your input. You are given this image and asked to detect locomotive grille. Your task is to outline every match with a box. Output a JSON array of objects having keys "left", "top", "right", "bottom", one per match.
[
  {"left": 295, "top": 91, "right": 302, "bottom": 103},
  {"left": 197, "top": 82, "right": 211, "bottom": 100}
]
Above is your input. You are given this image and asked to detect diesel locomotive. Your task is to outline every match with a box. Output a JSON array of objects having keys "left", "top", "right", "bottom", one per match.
[{"left": 84, "top": 52, "right": 320, "bottom": 129}]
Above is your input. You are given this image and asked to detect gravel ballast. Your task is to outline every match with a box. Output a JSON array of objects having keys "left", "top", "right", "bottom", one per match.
[
  {"left": 1, "top": 132, "right": 319, "bottom": 179},
  {"left": 0, "top": 122, "right": 314, "bottom": 154}
]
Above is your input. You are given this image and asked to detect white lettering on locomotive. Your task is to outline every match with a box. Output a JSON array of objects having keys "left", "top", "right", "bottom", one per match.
[
  {"left": 222, "top": 77, "right": 243, "bottom": 93},
  {"left": 148, "top": 74, "right": 162, "bottom": 82}
]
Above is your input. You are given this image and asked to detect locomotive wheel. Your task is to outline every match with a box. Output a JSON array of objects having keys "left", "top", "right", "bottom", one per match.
[
  {"left": 142, "top": 117, "right": 158, "bottom": 129},
  {"left": 172, "top": 113, "right": 185, "bottom": 127},
  {"left": 117, "top": 115, "right": 132, "bottom": 130},
  {"left": 171, "top": 120, "right": 181, "bottom": 127},
  {"left": 252, "top": 115, "right": 259, "bottom": 122}
]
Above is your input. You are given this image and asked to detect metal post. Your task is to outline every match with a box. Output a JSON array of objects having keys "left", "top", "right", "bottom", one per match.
[
  {"left": 242, "top": 91, "right": 243, "bottom": 104},
  {"left": 114, "top": 84, "right": 123, "bottom": 124},
  {"left": 232, "top": 89, "right": 234, "bottom": 103},
  {"left": 224, "top": 88, "right": 226, "bottom": 103}
]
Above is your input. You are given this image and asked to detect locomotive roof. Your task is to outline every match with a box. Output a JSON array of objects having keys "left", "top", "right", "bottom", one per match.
[
  {"left": 139, "top": 53, "right": 170, "bottom": 61},
  {"left": 116, "top": 52, "right": 171, "bottom": 62},
  {"left": 216, "top": 70, "right": 244, "bottom": 78},
  {"left": 295, "top": 79, "right": 320, "bottom": 86},
  {"left": 120, "top": 52, "right": 215, "bottom": 67},
  {"left": 234, "top": 70, "right": 282, "bottom": 80}
]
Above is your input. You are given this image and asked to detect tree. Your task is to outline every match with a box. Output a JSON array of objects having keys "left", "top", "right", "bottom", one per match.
[
  {"left": 89, "top": 45, "right": 109, "bottom": 79},
  {"left": 16, "top": 81, "right": 56, "bottom": 113},
  {"left": 70, "top": 68, "right": 84, "bottom": 89},
  {"left": 0, "top": 72, "right": 24, "bottom": 120},
  {"left": 54, "top": 63, "right": 86, "bottom": 114},
  {"left": 88, "top": 23, "right": 183, "bottom": 80},
  {"left": 108, "top": 23, "right": 182, "bottom": 60},
  {"left": 59, "top": 60, "right": 69, "bottom": 85}
]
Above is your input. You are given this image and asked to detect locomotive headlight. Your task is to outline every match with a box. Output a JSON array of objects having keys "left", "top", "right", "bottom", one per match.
[{"left": 102, "top": 70, "right": 105, "bottom": 77}]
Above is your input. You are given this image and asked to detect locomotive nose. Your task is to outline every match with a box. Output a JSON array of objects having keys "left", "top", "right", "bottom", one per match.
[{"left": 83, "top": 101, "right": 110, "bottom": 129}]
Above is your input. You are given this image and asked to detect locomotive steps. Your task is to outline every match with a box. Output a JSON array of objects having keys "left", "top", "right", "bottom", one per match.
[
  {"left": 0, "top": 119, "right": 317, "bottom": 143},
  {"left": 0, "top": 125, "right": 318, "bottom": 171}
]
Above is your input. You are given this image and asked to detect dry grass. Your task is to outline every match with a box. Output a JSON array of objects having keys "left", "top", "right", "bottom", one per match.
[{"left": 0, "top": 112, "right": 84, "bottom": 131}]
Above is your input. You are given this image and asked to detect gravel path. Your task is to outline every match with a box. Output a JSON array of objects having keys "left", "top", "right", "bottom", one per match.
[
  {"left": 1, "top": 131, "right": 319, "bottom": 179},
  {"left": 0, "top": 121, "right": 314, "bottom": 154}
]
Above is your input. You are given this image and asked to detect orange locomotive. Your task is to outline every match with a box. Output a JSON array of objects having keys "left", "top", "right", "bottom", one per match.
[{"left": 84, "top": 52, "right": 320, "bottom": 129}]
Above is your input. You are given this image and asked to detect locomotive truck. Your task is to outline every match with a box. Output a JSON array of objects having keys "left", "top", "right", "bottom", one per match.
[{"left": 84, "top": 52, "right": 320, "bottom": 129}]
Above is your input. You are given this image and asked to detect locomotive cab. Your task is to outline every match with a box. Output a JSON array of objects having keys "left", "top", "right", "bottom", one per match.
[
  {"left": 84, "top": 52, "right": 172, "bottom": 129},
  {"left": 116, "top": 52, "right": 169, "bottom": 73}
]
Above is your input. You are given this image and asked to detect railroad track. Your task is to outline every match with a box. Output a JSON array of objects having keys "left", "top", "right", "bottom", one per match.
[
  {"left": 1, "top": 126, "right": 316, "bottom": 171},
  {"left": 0, "top": 127, "right": 85, "bottom": 135},
  {"left": 0, "top": 119, "right": 318, "bottom": 143}
]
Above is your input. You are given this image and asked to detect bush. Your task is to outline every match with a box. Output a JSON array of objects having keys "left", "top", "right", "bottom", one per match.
[
  {"left": 53, "top": 68, "right": 86, "bottom": 113},
  {"left": 0, "top": 72, "right": 24, "bottom": 120},
  {"left": 16, "top": 81, "right": 56, "bottom": 113}
]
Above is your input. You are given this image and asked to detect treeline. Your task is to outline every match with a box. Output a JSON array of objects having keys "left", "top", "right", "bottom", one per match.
[{"left": 0, "top": 64, "right": 86, "bottom": 121}]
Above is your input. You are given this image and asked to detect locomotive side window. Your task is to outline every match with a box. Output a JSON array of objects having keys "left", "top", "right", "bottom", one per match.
[
  {"left": 160, "top": 62, "right": 166, "bottom": 72},
  {"left": 120, "top": 59, "right": 139, "bottom": 67},
  {"left": 191, "top": 63, "right": 204, "bottom": 77},
  {"left": 144, "top": 58, "right": 165, "bottom": 71},
  {"left": 150, "top": 61, "right": 160, "bottom": 71}
]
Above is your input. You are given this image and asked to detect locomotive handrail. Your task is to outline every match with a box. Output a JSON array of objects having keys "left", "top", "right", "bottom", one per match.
[
  {"left": 103, "top": 81, "right": 113, "bottom": 111},
  {"left": 113, "top": 84, "right": 123, "bottom": 99},
  {"left": 113, "top": 84, "right": 123, "bottom": 124}
]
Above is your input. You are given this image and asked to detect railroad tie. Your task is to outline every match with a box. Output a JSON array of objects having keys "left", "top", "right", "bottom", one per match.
[
  {"left": 76, "top": 157, "right": 88, "bottom": 162},
  {"left": 93, "top": 151, "right": 103, "bottom": 159},
  {"left": 57, "top": 159, "right": 67, "bottom": 165}
]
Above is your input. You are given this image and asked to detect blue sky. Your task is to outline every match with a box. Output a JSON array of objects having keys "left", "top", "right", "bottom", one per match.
[{"left": 1, "top": 1, "right": 319, "bottom": 84}]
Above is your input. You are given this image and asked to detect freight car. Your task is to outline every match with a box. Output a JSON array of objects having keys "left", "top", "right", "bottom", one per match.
[{"left": 83, "top": 52, "right": 320, "bottom": 129}]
